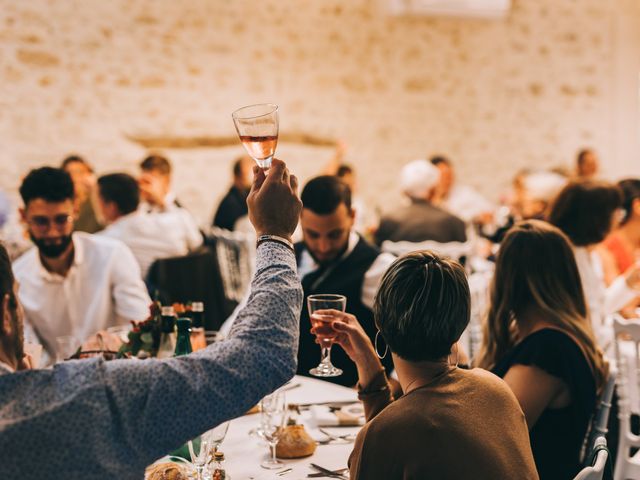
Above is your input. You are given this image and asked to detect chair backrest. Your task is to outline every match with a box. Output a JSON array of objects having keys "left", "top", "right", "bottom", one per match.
[
  {"left": 579, "top": 365, "right": 617, "bottom": 463},
  {"left": 574, "top": 436, "right": 609, "bottom": 480},
  {"left": 381, "top": 238, "right": 473, "bottom": 261},
  {"left": 613, "top": 315, "right": 640, "bottom": 417}
]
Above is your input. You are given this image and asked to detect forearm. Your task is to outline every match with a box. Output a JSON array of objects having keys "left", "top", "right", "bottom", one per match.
[{"left": 358, "top": 368, "right": 394, "bottom": 421}]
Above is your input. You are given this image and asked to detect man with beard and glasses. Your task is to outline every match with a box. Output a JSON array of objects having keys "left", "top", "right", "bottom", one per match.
[
  {"left": 295, "top": 176, "right": 395, "bottom": 386},
  {"left": 12, "top": 167, "right": 150, "bottom": 365}
]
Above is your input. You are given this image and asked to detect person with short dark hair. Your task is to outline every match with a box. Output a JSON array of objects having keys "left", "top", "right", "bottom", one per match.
[
  {"left": 429, "top": 155, "right": 493, "bottom": 223},
  {"left": 289, "top": 175, "right": 396, "bottom": 386},
  {"left": 548, "top": 181, "right": 640, "bottom": 341},
  {"left": 576, "top": 148, "right": 599, "bottom": 180},
  {"left": 323, "top": 251, "right": 538, "bottom": 479},
  {"left": 0, "top": 159, "right": 304, "bottom": 479},
  {"left": 375, "top": 159, "right": 467, "bottom": 245},
  {"left": 61, "top": 155, "right": 102, "bottom": 233},
  {"left": 97, "top": 173, "right": 203, "bottom": 278},
  {"left": 13, "top": 167, "right": 151, "bottom": 364},
  {"left": 138, "top": 153, "right": 181, "bottom": 211},
  {"left": 212, "top": 155, "right": 253, "bottom": 230}
]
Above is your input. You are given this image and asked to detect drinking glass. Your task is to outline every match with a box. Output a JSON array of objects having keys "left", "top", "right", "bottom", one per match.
[
  {"left": 232, "top": 103, "right": 279, "bottom": 171},
  {"left": 308, "top": 294, "right": 346, "bottom": 377},
  {"left": 259, "top": 391, "right": 288, "bottom": 469},
  {"left": 205, "top": 421, "right": 230, "bottom": 452},
  {"left": 187, "top": 436, "right": 212, "bottom": 480}
]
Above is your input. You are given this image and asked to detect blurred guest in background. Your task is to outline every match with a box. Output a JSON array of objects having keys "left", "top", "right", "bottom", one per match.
[
  {"left": 326, "top": 252, "right": 538, "bottom": 479},
  {"left": 13, "top": 167, "right": 150, "bottom": 364},
  {"left": 336, "top": 163, "right": 377, "bottom": 238},
  {"left": 138, "top": 154, "right": 182, "bottom": 212},
  {"left": 477, "top": 220, "right": 606, "bottom": 480},
  {"left": 430, "top": 155, "right": 493, "bottom": 223},
  {"left": 575, "top": 148, "right": 600, "bottom": 180},
  {"left": 598, "top": 179, "right": 640, "bottom": 283},
  {"left": 0, "top": 159, "right": 303, "bottom": 479},
  {"left": 296, "top": 176, "right": 395, "bottom": 387},
  {"left": 212, "top": 155, "right": 253, "bottom": 231},
  {"left": 375, "top": 159, "right": 466, "bottom": 245},
  {"left": 61, "top": 155, "right": 102, "bottom": 233},
  {"left": 548, "top": 181, "right": 640, "bottom": 343},
  {"left": 96, "top": 173, "right": 203, "bottom": 279},
  {"left": 520, "top": 171, "right": 567, "bottom": 220}
]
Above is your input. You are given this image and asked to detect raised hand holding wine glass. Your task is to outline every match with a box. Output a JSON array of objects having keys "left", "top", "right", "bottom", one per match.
[
  {"left": 307, "top": 294, "right": 347, "bottom": 377},
  {"left": 232, "top": 103, "right": 279, "bottom": 171}
]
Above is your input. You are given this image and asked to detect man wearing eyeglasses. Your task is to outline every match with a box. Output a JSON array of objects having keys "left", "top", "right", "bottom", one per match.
[{"left": 12, "top": 167, "right": 151, "bottom": 365}]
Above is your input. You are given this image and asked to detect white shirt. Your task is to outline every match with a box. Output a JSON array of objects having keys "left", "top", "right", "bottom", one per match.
[
  {"left": 443, "top": 185, "right": 493, "bottom": 222},
  {"left": 574, "top": 246, "right": 637, "bottom": 347},
  {"left": 13, "top": 232, "right": 151, "bottom": 363},
  {"left": 99, "top": 209, "right": 203, "bottom": 278},
  {"left": 297, "top": 232, "right": 396, "bottom": 310}
]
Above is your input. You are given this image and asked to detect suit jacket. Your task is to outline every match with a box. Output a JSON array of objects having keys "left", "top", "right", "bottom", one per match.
[{"left": 375, "top": 199, "right": 467, "bottom": 245}]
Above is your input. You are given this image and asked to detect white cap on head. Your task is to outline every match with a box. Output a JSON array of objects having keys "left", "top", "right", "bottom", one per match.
[
  {"left": 523, "top": 171, "right": 568, "bottom": 202},
  {"left": 399, "top": 159, "right": 441, "bottom": 199}
]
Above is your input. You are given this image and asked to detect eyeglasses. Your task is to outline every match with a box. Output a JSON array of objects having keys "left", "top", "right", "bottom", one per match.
[{"left": 27, "top": 214, "right": 74, "bottom": 231}]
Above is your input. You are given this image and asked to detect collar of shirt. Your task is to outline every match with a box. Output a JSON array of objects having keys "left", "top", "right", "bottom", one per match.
[
  {"left": 298, "top": 231, "right": 359, "bottom": 279},
  {"left": 36, "top": 232, "right": 83, "bottom": 282}
]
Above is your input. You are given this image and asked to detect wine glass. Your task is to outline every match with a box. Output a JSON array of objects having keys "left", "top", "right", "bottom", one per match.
[
  {"left": 259, "top": 391, "right": 288, "bottom": 469},
  {"left": 308, "top": 294, "right": 346, "bottom": 377},
  {"left": 187, "top": 436, "right": 212, "bottom": 480},
  {"left": 205, "top": 421, "right": 230, "bottom": 452},
  {"left": 232, "top": 103, "right": 279, "bottom": 171}
]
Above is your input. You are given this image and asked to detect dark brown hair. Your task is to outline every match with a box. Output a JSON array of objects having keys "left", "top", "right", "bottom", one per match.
[
  {"left": 374, "top": 251, "right": 470, "bottom": 362},
  {"left": 140, "top": 154, "right": 172, "bottom": 175},
  {"left": 547, "top": 180, "right": 622, "bottom": 247}
]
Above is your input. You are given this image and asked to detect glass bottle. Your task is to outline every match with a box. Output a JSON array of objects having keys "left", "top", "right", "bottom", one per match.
[
  {"left": 211, "top": 451, "right": 229, "bottom": 480},
  {"left": 157, "top": 306, "right": 177, "bottom": 359},
  {"left": 190, "top": 301, "right": 206, "bottom": 351},
  {"left": 174, "top": 318, "right": 193, "bottom": 357}
]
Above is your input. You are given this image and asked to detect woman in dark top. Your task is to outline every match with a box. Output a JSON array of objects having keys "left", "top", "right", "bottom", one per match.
[{"left": 477, "top": 220, "right": 608, "bottom": 480}]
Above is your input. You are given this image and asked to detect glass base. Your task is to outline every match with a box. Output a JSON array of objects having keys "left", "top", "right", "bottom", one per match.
[
  {"left": 255, "top": 157, "right": 272, "bottom": 170},
  {"left": 261, "top": 458, "right": 284, "bottom": 469},
  {"left": 310, "top": 364, "right": 343, "bottom": 377}
]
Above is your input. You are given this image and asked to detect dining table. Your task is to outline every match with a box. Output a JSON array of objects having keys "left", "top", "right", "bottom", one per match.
[{"left": 166, "top": 375, "right": 362, "bottom": 480}]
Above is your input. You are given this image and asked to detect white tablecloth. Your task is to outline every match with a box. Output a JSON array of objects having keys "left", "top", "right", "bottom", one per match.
[{"left": 214, "top": 375, "right": 360, "bottom": 479}]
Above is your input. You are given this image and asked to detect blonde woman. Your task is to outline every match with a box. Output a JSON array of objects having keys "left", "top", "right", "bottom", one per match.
[{"left": 477, "top": 220, "right": 607, "bottom": 480}]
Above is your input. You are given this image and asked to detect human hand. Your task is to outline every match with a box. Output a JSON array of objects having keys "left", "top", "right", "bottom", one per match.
[
  {"left": 625, "top": 263, "right": 640, "bottom": 291},
  {"left": 138, "top": 173, "right": 166, "bottom": 208},
  {"left": 247, "top": 159, "right": 301, "bottom": 240},
  {"left": 81, "top": 331, "right": 123, "bottom": 353}
]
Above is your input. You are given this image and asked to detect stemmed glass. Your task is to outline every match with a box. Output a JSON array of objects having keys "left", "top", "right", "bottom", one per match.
[
  {"left": 187, "top": 421, "right": 230, "bottom": 479},
  {"left": 308, "top": 294, "right": 346, "bottom": 377},
  {"left": 232, "top": 103, "right": 279, "bottom": 171},
  {"left": 259, "top": 391, "right": 288, "bottom": 469}
]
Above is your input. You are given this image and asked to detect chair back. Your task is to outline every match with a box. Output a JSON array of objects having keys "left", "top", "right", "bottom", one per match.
[
  {"left": 579, "top": 365, "right": 617, "bottom": 464},
  {"left": 574, "top": 436, "right": 609, "bottom": 480},
  {"left": 613, "top": 315, "right": 640, "bottom": 417}
]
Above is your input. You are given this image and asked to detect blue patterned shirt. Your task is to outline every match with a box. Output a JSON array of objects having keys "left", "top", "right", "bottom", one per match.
[{"left": 0, "top": 242, "right": 302, "bottom": 479}]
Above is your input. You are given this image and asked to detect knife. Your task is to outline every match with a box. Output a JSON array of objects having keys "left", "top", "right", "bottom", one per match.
[{"left": 309, "top": 463, "right": 349, "bottom": 480}]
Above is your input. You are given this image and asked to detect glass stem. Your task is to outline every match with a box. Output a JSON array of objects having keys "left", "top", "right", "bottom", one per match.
[
  {"left": 321, "top": 345, "right": 332, "bottom": 366},
  {"left": 270, "top": 442, "right": 277, "bottom": 463}
]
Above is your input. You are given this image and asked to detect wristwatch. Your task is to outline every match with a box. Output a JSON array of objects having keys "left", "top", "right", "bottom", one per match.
[{"left": 256, "top": 234, "right": 294, "bottom": 252}]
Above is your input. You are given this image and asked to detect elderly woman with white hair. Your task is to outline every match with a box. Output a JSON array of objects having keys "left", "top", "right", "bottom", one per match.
[{"left": 374, "top": 159, "right": 467, "bottom": 246}]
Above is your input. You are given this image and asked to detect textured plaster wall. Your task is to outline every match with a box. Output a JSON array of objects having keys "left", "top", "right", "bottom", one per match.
[{"left": 0, "top": 0, "right": 638, "bottom": 224}]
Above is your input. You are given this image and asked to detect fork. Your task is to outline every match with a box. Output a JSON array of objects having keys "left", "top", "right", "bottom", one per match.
[{"left": 318, "top": 428, "right": 357, "bottom": 442}]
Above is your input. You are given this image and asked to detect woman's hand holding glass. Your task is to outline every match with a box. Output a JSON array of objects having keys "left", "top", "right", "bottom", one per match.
[{"left": 312, "top": 309, "right": 384, "bottom": 387}]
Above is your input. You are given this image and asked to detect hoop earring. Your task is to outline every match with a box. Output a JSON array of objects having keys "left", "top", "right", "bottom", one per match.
[
  {"left": 375, "top": 331, "right": 388, "bottom": 359},
  {"left": 448, "top": 343, "right": 459, "bottom": 367}
]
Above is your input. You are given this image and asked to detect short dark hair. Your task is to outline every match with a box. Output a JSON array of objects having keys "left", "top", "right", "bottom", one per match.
[
  {"left": 232, "top": 156, "right": 246, "bottom": 178},
  {"left": 140, "top": 154, "right": 171, "bottom": 175},
  {"left": 97, "top": 173, "right": 140, "bottom": 216},
  {"left": 619, "top": 178, "right": 640, "bottom": 225},
  {"left": 336, "top": 164, "right": 353, "bottom": 178},
  {"left": 547, "top": 181, "right": 623, "bottom": 246},
  {"left": 430, "top": 155, "right": 451, "bottom": 167},
  {"left": 577, "top": 149, "right": 593, "bottom": 166},
  {"left": 374, "top": 251, "right": 470, "bottom": 362},
  {"left": 301, "top": 176, "right": 351, "bottom": 215},
  {"left": 61, "top": 155, "right": 93, "bottom": 173},
  {"left": 19, "top": 167, "right": 75, "bottom": 206}
]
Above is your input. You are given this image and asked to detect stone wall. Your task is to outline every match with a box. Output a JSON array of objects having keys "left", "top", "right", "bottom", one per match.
[{"left": 1, "top": 0, "right": 638, "bottom": 224}]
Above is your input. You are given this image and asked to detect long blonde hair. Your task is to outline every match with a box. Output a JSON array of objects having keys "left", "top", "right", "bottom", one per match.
[{"left": 476, "top": 220, "right": 607, "bottom": 393}]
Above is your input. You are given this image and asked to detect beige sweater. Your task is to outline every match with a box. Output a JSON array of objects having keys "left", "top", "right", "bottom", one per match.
[{"left": 348, "top": 367, "right": 539, "bottom": 480}]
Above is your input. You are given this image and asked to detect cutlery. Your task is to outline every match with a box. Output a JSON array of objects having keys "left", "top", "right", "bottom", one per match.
[
  {"left": 307, "top": 467, "right": 349, "bottom": 478},
  {"left": 318, "top": 428, "right": 357, "bottom": 442},
  {"left": 308, "top": 463, "right": 349, "bottom": 479},
  {"left": 276, "top": 467, "right": 293, "bottom": 476}
]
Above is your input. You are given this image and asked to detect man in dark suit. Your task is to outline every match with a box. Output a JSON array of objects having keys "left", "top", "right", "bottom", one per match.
[
  {"left": 296, "top": 176, "right": 395, "bottom": 387},
  {"left": 375, "top": 159, "right": 467, "bottom": 246}
]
